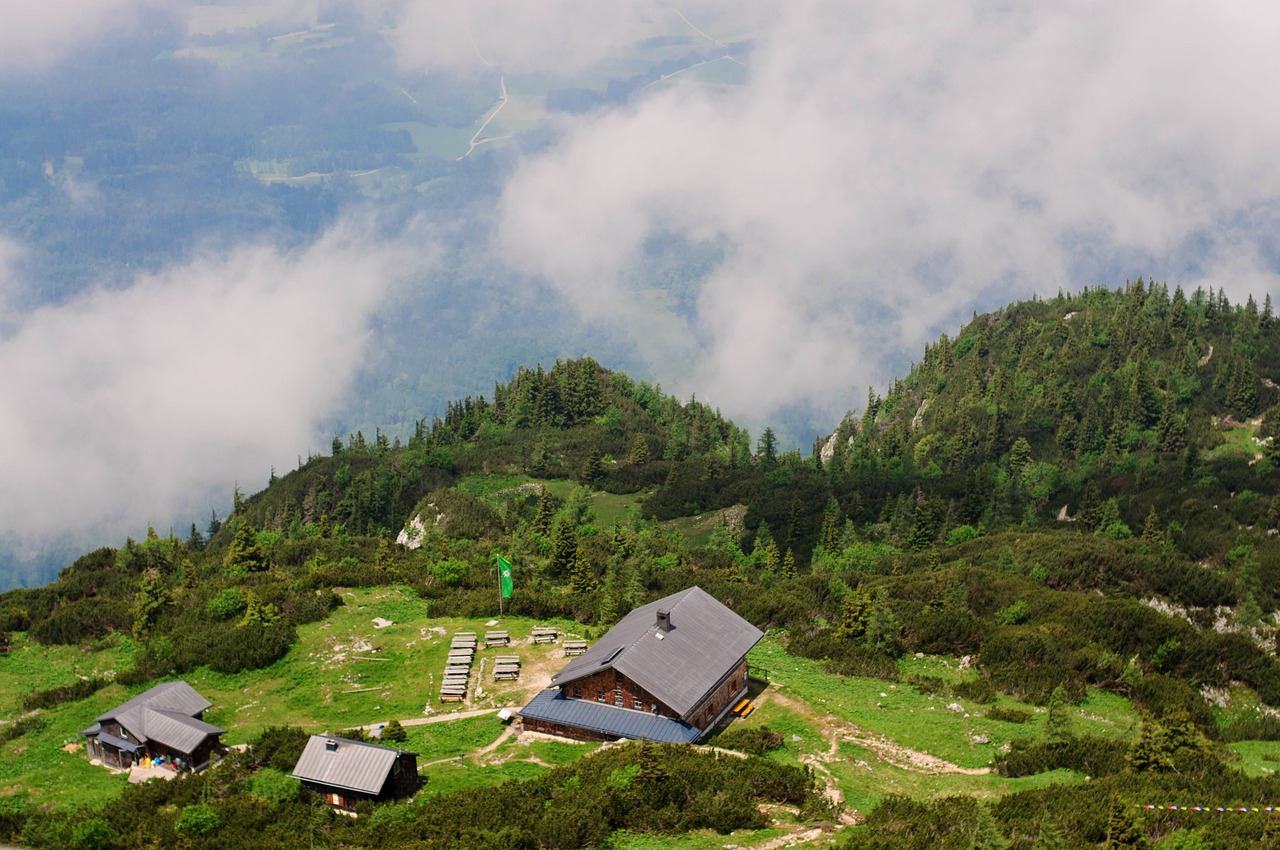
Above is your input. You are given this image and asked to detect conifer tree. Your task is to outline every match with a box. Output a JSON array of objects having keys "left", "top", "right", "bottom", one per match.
[
  {"left": 581, "top": 445, "right": 604, "bottom": 485},
  {"left": 780, "top": 548, "right": 797, "bottom": 580},
  {"left": 629, "top": 434, "right": 650, "bottom": 465},
  {"left": 549, "top": 516, "right": 577, "bottom": 578},
  {"left": 1045, "top": 685, "right": 1071, "bottom": 741},
  {"left": 970, "top": 805, "right": 1010, "bottom": 850},
  {"left": 224, "top": 520, "right": 268, "bottom": 573},
  {"left": 130, "top": 569, "right": 168, "bottom": 640},
  {"left": 1139, "top": 507, "right": 1164, "bottom": 553},
  {"left": 569, "top": 545, "right": 595, "bottom": 594},
  {"left": 381, "top": 719, "right": 407, "bottom": 743},
  {"left": 531, "top": 487, "right": 555, "bottom": 537}
]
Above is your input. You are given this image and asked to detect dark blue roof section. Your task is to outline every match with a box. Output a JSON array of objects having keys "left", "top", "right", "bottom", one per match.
[
  {"left": 519, "top": 689, "right": 702, "bottom": 744},
  {"left": 96, "top": 731, "right": 144, "bottom": 753}
]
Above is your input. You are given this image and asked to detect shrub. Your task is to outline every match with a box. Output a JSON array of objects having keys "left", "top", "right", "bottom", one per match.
[
  {"left": 204, "top": 588, "right": 247, "bottom": 621},
  {"left": 174, "top": 804, "right": 219, "bottom": 835},
  {"left": 953, "top": 678, "right": 996, "bottom": 704},
  {"left": 251, "top": 726, "right": 310, "bottom": 771},
  {"left": 984, "top": 706, "right": 1032, "bottom": 724},
  {"left": 994, "top": 735, "right": 1128, "bottom": 778},
  {"left": 715, "top": 725, "right": 785, "bottom": 756}
]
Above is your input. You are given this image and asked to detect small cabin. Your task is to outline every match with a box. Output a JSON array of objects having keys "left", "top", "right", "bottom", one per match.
[
  {"left": 292, "top": 736, "right": 419, "bottom": 811},
  {"left": 82, "top": 681, "right": 224, "bottom": 772}
]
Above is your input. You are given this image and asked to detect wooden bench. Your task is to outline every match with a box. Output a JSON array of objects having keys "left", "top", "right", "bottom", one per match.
[
  {"left": 447, "top": 651, "right": 474, "bottom": 661},
  {"left": 493, "top": 669, "right": 520, "bottom": 681},
  {"left": 531, "top": 627, "right": 558, "bottom": 643},
  {"left": 740, "top": 703, "right": 757, "bottom": 719},
  {"left": 493, "top": 663, "right": 521, "bottom": 674},
  {"left": 484, "top": 631, "right": 510, "bottom": 647},
  {"left": 563, "top": 640, "right": 588, "bottom": 656},
  {"left": 494, "top": 656, "right": 521, "bottom": 666},
  {"left": 731, "top": 698, "right": 751, "bottom": 716}
]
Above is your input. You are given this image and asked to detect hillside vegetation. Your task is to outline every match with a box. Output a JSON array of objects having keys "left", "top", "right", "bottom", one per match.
[{"left": 5, "top": 283, "right": 1280, "bottom": 847}]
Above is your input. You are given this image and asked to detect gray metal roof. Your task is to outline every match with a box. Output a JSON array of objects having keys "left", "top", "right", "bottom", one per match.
[
  {"left": 143, "top": 710, "right": 225, "bottom": 753},
  {"left": 292, "top": 736, "right": 416, "bottom": 795},
  {"left": 551, "top": 586, "right": 762, "bottom": 717},
  {"left": 96, "top": 681, "right": 212, "bottom": 727},
  {"left": 519, "top": 689, "right": 702, "bottom": 744},
  {"left": 92, "top": 681, "right": 222, "bottom": 752}
]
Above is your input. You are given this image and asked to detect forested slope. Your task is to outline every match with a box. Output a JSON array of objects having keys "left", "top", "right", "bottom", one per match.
[{"left": 6, "top": 284, "right": 1280, "bottom": 847}]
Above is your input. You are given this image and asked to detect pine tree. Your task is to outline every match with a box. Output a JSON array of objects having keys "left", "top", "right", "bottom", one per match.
[
  {"left": 836, "top": 586, "right": 873, "bottom": 639},
  {"left": 549, "top": 517, "right": 577, "bottom": 578},
  {"left": 224, "top": 520, "right": 268, "bottom": 573},
  {"left": 818, "top": 497, "right": 842, "bottom": 556},
  {"left": 1031, "top": 821, "right": 1068, "bottom": 850},
  {"left": 381, "top": 719, "right": 407, "bottom": 743},
  {"left": 780, "top": 548, "right": 797, "bottom": 580},
  {"left": 1103, "top": 794, "right": 1147, "bottom": 847},
  {"left": 629, "top": 434, "right": 650, "bottom": 465},
  {"left": 581, "top": 445, "right": 604, "bottom": 485},
  {"left": 970, "top": 805, "right": 1010, "bottom": 850},
  {"left": 1139, "top": 506, "right": 1164, "bottom": 553},
  {"left": 531, "top": 487, "right": 555, "bottom": 537},
  {"left": 1045, "top": 685, "right": 1071, "bottom": 741},
  {"left": 130, "top": 569, "right": 168, "bottom": 640},
  {"left": 569, "top": 545, "right": 595, "bottom": 594}
]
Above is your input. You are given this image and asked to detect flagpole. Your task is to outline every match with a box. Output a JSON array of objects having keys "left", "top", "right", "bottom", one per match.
[{"left": 497, "top": 554, "right": 503, "bottom": 620}]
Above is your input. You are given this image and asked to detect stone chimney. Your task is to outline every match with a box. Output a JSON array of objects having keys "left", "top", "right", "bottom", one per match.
[{"left": 656, "top": 609, "right": 672, "bottom": 633}]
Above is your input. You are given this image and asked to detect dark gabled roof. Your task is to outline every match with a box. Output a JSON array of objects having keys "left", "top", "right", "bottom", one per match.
[
  {"left": 519, "top": 689, "right": 702, "bottom": 744},
  {"left": 96, "top": 681, "right": 212, "bottom": 726},
  {"left": 550, "top": 586, "right": 762, "bottom": 717},
  {"left": 92, "top": 681, "right": 222, "bottom": 752},
  {"left": 292, "top": 736, "right": 417, "bottom": 795}
]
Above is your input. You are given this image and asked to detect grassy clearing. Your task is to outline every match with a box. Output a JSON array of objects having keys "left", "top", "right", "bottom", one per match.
[
  {"left": 612, "top": 826, "right": 796, "bottom": 850},
  {"left": 828, "top": 740, "right": 1082, "bottom": 813},
  {"left": 400, "top": 715, "right": 505, "bottom": 764},
  {"left": 186, "top": 587, "right": 576, "bottom": 741},
  {"left": 1227, "top": 741, "right": 1280, "bottom": 779},
  {"left": 748, "top": 637, "right": 1139, "bottom": 770},
  {"left": 419, "top": 759, "right": 548, "bottom": 797},
  {"left": 0, "top": 683, "right": 136, "bottom": 811},
  {"left": 0, "top": 632, "right": 138, "bottom": 716}
]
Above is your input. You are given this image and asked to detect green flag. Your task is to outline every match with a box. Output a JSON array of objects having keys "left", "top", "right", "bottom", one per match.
[{"left": 498, "top": 555, "right": 513, "bottom": 598}]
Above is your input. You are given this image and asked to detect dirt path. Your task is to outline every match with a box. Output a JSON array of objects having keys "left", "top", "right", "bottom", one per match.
[
  {"left": 766, "top": 690, "right": 989, "bottom": 777},
  {"left": 358, "top": 707, "right": 498, "bottom": 732}
]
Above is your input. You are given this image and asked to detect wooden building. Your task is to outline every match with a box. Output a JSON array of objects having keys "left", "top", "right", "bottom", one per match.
[
  {"left": 292, "top": 736, "right": 419, "bottom": 811},
  {"left": 81, "top": 681, "right": 224, "bottom": 771},
  {"left": 519, "top": 586, "right": 762, "bottom": 743}
]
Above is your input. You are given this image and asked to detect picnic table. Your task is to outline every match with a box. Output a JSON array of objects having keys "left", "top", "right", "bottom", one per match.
[{"left": 563, "top": 640, "right": 588, "bottom": 656}]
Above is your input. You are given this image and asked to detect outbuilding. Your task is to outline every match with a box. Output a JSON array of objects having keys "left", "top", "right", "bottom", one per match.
[
  {"left": 292, "top": 735, "right": 419, "bottom": 811},
  {"left": 82, "top": 680, "right": 224, "bottom": 772}
]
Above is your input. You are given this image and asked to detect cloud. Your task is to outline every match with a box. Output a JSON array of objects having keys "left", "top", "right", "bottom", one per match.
[
  {"left": 496, "top": 0, "right": 1280, "bottom": 429},
  {"left": 0, "top": 219, "right": 420, "bottom": 541}
]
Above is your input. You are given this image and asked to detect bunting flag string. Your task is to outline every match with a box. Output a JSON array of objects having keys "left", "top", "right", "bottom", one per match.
[{"left": 1138, "top": 805, "right": 1279, "bottom": 812}]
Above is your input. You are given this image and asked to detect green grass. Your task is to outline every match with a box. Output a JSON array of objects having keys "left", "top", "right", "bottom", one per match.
[
  {"left": 612, "top": 826, "right": 794, "bottom": 849},
  {"left": 748, "top": 637, "right": 1139, "bottom": 770},
  {"left": 186, "top": 587, "right": 574, "bottom": 741},
  {"left": 0, "top": 632, "right": 139, "bottom": 716},
  {"left": 418, "top": 759, "right": 548, "bottom": 797},
  {"left": 400, "top": 715, "right": 505, "bottom": 763},
  {"left": 1227, "top": 741, "right": 1280, "bottom": 778}
]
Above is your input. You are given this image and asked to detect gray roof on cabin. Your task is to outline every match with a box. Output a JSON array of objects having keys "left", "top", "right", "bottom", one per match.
[
  {"left": 519, "top": 688, "right": 702, "bottom": 744},
  {"left": 92, "top": 681, "right": 223, "bottom": 753},
  {"left": 550, "top": 586, "right": 762, "bottom": 717},
  {"left": 292, "top": 736, "right": 416, "bottom": 795},
  {"left": 96, "top": 681, "right": 211, "bottom": 725}
]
